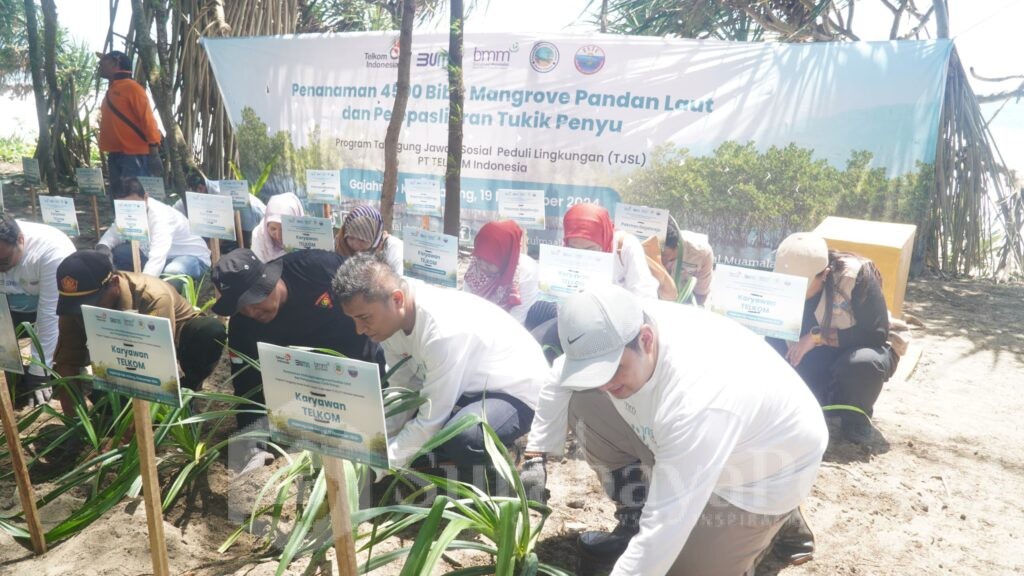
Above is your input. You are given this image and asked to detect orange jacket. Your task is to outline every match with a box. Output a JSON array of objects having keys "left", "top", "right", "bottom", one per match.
[{"left": 99, "top": 78, "right": 162, "bottom": 155}]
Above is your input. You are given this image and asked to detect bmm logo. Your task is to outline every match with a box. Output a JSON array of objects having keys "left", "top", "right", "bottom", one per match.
[
  {"left": 471, "top": 42, "right": 519, "bottom": 69},
  {"left": 529, "top": 42, "right": 559, "bottom": 73}
]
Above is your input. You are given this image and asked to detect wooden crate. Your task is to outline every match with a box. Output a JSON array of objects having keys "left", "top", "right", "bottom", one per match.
[{"left": 813, "top": 217, "right": 917, "bottom": 317}]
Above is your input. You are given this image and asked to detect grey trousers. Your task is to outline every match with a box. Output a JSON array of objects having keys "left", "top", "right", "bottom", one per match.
[{"left": 569, "top": 389, "right": 791, "bottom": 576}]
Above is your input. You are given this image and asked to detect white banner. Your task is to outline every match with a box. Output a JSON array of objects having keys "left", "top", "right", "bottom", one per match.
[
  {"left": 258, "top": 343, "right": 389, "bottom": 468},
  {"left": 709, "top": 265, "right": 808, "bottom": 341},
  {"left": 38, "top": 196, "right": 80, "bottom": 237}
]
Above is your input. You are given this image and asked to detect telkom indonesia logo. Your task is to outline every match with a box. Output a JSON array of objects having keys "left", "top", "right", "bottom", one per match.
[{"left": 390, "top": 38, "right": 401, "bottom": 59}]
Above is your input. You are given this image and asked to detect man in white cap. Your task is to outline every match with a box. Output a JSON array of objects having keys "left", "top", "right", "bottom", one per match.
[{"left": 521, "top": 285, "right": 828, "bottom": 575}]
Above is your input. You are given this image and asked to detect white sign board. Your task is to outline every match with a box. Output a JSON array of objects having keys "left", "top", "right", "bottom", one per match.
[
  {"left": 113, "top": 199, "right": 150, "bottom": 242},
  {"left": 306, "top": 169, "right": 342, "bottom": 205},
  {"left": 497, "top": 189, "right": 546, "bottom": 230},
  {"left": 21, "top": 157, "right": 41, "bottom": 186},
  {"left": 218, "top": 179, "right": 250, "bottom": 209},
  {"left": 0, "top": 295, "right": 24, "bottom": 374},
  {"left": 538, "top": 244, "right": 615, "bottom": 301},
  {"left": 258, "top": 343, "right": 389, "bottom": 468},
  {"left": 614, "top": 203, "right": 670, "bottom": 244},
  {"left": 403, "top": 178, "right": 442, "bottom": 217},
  {"left": 709, "top": 264, "right": 808, "bottom": 341},
  {"left": 403, "top": 229, "right": 458, "bottom": 287},
  {"left": 81, "top": 305, "right": 182, "bottom": 407},
  {"left": 281, "top": 215, "right": 335, "bottom": 252},
  {"left": 185, "top": 192, "right": 236, "bottom": 241},
  {"left": 38, "top": 196, "right": 80, "bottom": 237},
  {"left": 135, "top": 176, "right": 167, "bottom": 201},
  {"left": 75, "top": 167, "right": 106, "bottom": 196}
]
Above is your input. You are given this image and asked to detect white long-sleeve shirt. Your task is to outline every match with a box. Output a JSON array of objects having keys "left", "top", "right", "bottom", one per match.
[
  {"left": 614, "top": 230, "right": 659, "bottom": 299},
  {"left": 527, "top": 300, "right": 828, "bottom": 576},
  {"left": 0, "top": 221, "right": 76, "bottom": 375},
  {"left": 381, "top": 280, "right": 549, "bottom": 468},
  {"left": 100, "top": 197, "right": 210, "bottom": 277}
]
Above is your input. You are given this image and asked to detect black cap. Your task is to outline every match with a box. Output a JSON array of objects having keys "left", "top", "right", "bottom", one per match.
[
  {"left": 211, "top": 249, "right": 283, "bottom": 316},
  {"left": 56, "top": 251, "right": 115, "bottom": 315},
  {"left": 95, "top": 50, "right": 131, "bottom": 71}
]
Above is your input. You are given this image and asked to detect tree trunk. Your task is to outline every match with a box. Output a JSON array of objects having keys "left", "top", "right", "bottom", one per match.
[
  {"left": 381, "top": 0, "right": 416, "bottom": 232},
  {"left": 40, "top": 0, "right": 62, "bottom": 189},
  {"left": 23, "top": 0, "right": 57, "bottom": 194},
  {"left": 933, "top": 0, "right": 949, "bottom": 38},
  {"left": 443, "top": 0, "right": 464, "bottom": 237}
]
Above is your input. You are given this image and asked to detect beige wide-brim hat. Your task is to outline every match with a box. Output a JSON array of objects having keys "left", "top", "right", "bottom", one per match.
[{"left": 774, "top": 232, "right": 829, "bottom": 281}]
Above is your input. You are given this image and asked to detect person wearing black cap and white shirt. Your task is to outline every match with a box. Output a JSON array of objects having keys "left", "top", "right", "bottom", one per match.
[
  {"left": 331, "top": 253, "right": 546, "bottom": 476},
  {"left": 210, "top": 248, "right": 382, "bottom": 473},
  {"left": 51, "top": 250, "right": 225, "bottom": 419},
  {"left": 520, "top": 285, "right": 828, "bottom": 576}
]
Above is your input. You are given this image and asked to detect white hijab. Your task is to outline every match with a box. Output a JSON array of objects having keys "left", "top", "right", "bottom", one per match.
[{"left": 251, "top": 193, "right": 304, "bottom": 262}]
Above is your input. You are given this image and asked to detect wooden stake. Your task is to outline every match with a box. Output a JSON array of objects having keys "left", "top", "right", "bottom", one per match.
[
  {"left": 132, "top": 399, "right": 170, "bottom": 576},
  {"left": 131, "top": 240, "right": 142, "bottom": 274},
  {"left": 29, "top": 187, "right": 37, "bottom": 219},
  {"left": 324, "top": 456, "right": 358, "bottom": 575},
  {"left": 0, "top": 373, "right": 47, "bottom": 554},
  {"left": 90, "top": 196, "right": 102, "bottom": 241},
  {"left": 210, "top": 238, "right": 220, "bottom": 266},
  {"left": 323, "top": 204, "right": 332, "bottom": 221},
  {"left": 234, "top": 211, "right": 244, "bottom": 249}
]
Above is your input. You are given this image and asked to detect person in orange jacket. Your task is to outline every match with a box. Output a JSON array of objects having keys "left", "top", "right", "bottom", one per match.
[{"left": 96, "top": 50, "right": 162, "bottom": 197}]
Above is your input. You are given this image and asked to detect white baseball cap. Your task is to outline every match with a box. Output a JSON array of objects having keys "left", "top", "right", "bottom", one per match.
[
  {"left": 557, "top": 285, "right": 644, "bottom": 391},
  {"left": 774, "top": 232, "right": 829, "bottom": 281}
]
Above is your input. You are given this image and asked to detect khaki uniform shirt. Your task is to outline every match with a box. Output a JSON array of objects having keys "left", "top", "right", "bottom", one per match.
[{"left": 53, "top": 272, "right": 196, "bottom": 369}]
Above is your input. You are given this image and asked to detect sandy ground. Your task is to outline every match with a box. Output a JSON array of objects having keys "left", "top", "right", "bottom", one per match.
[{"left": 1, "top": 167, "right": 1022, "bottom": 574}]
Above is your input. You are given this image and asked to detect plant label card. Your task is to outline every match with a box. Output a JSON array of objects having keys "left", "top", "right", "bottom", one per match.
[
  {"left": 281, "top": 215, "right": 334, "bottom": 252},
  {"left": 614, "top": 203, "right": 670, "bottom": 244},
  {"left": 22, "top": 157, "right": 41, "bottom": 187},
  {"left": 0, "top": 295, "right": 24, "bottom": 375},
  {"left": 403, "top": 229, "right": 458, "bottom": 288},
  {"left": 497, "top": 189, "right": 546, "bottom": 230},
  {"left": 258, "top": 342, "right": 389, "bottom": 469},
  {"left": 185, "top": 192, "right": 235, "bottom": 241},
  {"left": 403, "top": 178, "right": 442, "bottom": 217},
  {"left": 114, "top": 199, "right": 150, "bottom": 242},
  {"left": 708, "top": 264, "right": 808, "bottom": 341},
  {"left": 38, "top": 196, "right": 80, "bottom": 237},
  {"left": 75, "top": 167, "right": 106, "bottom": 197},
  {"left": 81, "top": 305, "right": 182, "bottom": 408},
  {"left": 217, "top": 179, "right": 250, "bottom": 209},
  {"left": 537, "top": 244, "right": 614, "bottom": 301},
  {"left": 306, "top": 169, "right": 342, "bottom": 205},
  {"left": 135, "top": 176, "right": 167, "bottom": 201}
]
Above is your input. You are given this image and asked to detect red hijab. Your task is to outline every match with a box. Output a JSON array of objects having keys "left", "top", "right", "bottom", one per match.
[
  {"left": 466, "top": 220, "right": 523, "bottom": 309},
  {"left": 563, "top": 203, "right": 614, "bottom": 252}
]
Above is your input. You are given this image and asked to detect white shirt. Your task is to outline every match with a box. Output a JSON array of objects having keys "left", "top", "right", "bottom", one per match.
[
  {"left": 100, "top": 197, "right": 211, "bottom": 277},
  {"left": 0, "top": 221, "right": 75, "bottom": 376},
  {"left": 527, "top": 301, "right": 828, "bottom": 576},
  {"left": 381, "top": 280, "right": 549, "bottom": 468},
  {"left": 614, "top": 231, "right": 659, "bottom": 299},
  {"left": 507, "top": 255, "right": 540, "bottom": 325},
  {"left": 382, "top": 236, "right": 404, "bottom": 276}
]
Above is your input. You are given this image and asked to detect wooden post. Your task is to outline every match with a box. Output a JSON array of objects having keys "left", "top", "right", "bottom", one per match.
[
  {"left": 127, "top": 241, "right": 170, "bottom": 576},
  {"left": 132, "top": 399, "right": 170, "bottom": 576},
  {"left": 210, "top": 238, "right": 220, "bottom": 266},
  {"left": 323, "top": 204, "right": 332, "bottom": 221},
  {"left": 28, "top": 187, "right": 37, "bottom": 219},
  {"left": 234, "top": 211, "right": 244, "bottom": 249},
  {"left": 323, "top": 456, "right": 358, "bottom": 575},
  {"left": 90, "top": 196, "right": 102, "bottom": 241},
  {"left": 0, "top": 373, "right": 47, "bottom": 554}
]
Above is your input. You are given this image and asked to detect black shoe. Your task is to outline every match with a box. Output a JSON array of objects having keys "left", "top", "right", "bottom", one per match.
[
  {"left": 841, "top": 412, "right": 875, "bottom": 445},
  {"left": 577, "top": 507, "right": 642, "bottom": 566},
  {"left": 771, "top": 506, "right": 815, "bottom": 566}
]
